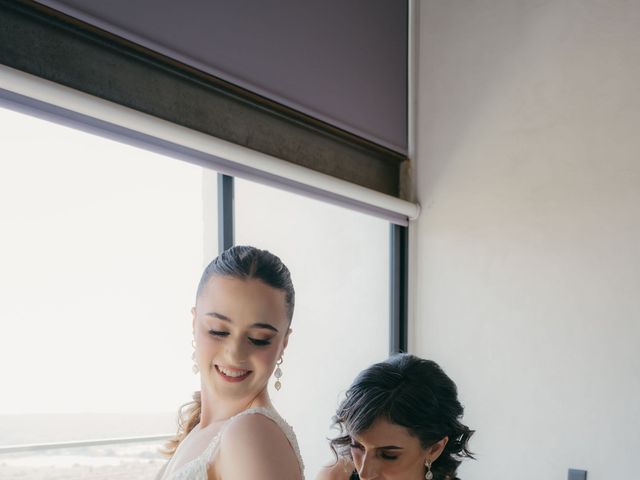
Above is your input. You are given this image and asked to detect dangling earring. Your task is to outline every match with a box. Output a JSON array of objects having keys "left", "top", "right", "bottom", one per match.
[
  {"left": 191, "top": 338, "right": 199, "bottom": 374},
  {"left": 424, "top": 459, "right": 433, "bottom": 480},
  {"left": 274, "top": 357, "right": 283, "bottom": 391}
]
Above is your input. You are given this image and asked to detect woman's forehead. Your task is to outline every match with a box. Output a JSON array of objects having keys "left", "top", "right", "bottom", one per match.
[
  {"left": 352, "top": 417, "right": 418, "bottom": 446},
  {"left": 198, "top": 276, "right": 287, "bottom": 321}
]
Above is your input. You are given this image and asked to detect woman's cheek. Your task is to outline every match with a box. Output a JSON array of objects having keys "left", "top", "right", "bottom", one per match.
[{"left": 250, "top": 345, "right": 278, "bottom": 365}]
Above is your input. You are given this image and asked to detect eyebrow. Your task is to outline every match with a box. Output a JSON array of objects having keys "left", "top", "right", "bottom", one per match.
[
  {"left": 351, "top": 439, "right": 404, "bottom": 450},
  {"left": 204, "top": 312, "right": 279, "bottom": 333}
]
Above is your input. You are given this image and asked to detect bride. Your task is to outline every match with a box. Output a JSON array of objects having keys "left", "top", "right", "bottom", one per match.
[{"left": 157, "top": 246, "right": 304, "bottom": 480}]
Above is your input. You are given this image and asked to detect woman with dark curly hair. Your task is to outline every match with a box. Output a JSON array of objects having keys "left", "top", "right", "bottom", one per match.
[{"left": 317, "top": 354, "right": 474, "bottom": 480}]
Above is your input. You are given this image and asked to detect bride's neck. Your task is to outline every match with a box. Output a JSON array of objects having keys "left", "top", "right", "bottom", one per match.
[{"left": 198, "top": 389, "right": 272, "bottom": 427}]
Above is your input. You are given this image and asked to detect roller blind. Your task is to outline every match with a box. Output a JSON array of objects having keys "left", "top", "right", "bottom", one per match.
[{"left": 0, "top": 0, "right": 417, "bottom": 224}]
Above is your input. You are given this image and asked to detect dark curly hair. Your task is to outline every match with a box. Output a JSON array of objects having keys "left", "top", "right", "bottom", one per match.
[{"left": 330, "top": 354, "right": 474, "bottom": 480}]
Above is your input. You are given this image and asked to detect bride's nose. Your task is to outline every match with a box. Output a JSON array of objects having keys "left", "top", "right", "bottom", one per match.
[{"left": 225, "top": 336, "right": 249, "bottom": 364}]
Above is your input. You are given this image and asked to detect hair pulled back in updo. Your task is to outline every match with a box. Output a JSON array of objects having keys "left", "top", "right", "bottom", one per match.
[
  {"left": 196, "top": 245, "right": 295, "bottom": 321},
  {"left": 330, "top": 354, "right": 475, "bottom": 480},
  {"left": 163, "top": 245, "right": 295, "bottom": 457}
]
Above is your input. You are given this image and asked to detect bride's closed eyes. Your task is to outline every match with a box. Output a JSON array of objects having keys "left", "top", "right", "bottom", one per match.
[{"left": 208, "top": 329, "right": 273, "bottom": 347}]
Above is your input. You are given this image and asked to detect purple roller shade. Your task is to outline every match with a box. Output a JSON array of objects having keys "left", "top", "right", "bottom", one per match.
[{"left": 36, "top": 0, "right": 408, "bottom": 153}]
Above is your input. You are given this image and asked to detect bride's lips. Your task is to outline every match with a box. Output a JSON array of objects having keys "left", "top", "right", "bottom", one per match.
[{"left": 215, "top": 365, "right": 252, "bottom": 382}]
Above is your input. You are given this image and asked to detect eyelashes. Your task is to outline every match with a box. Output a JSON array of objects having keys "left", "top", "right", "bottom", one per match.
[
  {"left": 209, "top": 330, "right": 229, "bottom": 338},
  {"left": 349, "top": 443, "right": 399, "bottom": 461},
  {"left": 208, "top": 330, "right": 272, "bottom": 346}
]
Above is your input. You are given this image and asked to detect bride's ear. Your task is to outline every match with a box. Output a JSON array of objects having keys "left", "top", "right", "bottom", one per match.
[
  {"left": 281, "top": 328, "right": 292, "bottom": 355},
  {"left": 285, "top": 328, "right": 292, "bottom": 347}
]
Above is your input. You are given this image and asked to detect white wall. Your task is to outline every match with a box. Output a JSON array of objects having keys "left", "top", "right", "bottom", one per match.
[{"left": 412, "top": 1, "right": 640, "bottom": 479}]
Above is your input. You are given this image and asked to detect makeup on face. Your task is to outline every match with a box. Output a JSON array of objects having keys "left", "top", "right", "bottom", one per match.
[
  {"left": 205, "top": 311, "right": 279, "bottom": 348},
  {"left": 350, "top": 439, "right": 403, "bottom": 460},
  {"left": 214, "top": 364, "right": 252, "bottom": 382},
  {"left": 193, "top": 276, "right": 289, "bottom": 400},
  {"left": 348, "top": 418, "right": 429, "bottom": 480}
]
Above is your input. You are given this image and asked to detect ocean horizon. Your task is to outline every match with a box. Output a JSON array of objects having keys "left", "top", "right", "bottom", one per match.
[
  {"left": 0, "top": 412, "right": 176, "bottom": 446},
  {"left": 0, "top": 412, "right": 176, "bottom": 479}
]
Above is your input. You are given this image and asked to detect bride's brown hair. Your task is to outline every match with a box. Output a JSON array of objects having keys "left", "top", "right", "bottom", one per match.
[{"left": 162, "top": 245, "right": 295, "bottom": 457}]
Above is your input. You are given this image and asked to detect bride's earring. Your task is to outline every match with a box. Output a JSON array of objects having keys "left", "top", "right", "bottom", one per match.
[
  {"left": 274, "top": 357, "right": 283, "bottom": 391},
  {"left": 424, "top": 459, "right": 433, "bottom": 480},
  {"left": 191, "top": 338, "right": 199, "bottom": 374}
]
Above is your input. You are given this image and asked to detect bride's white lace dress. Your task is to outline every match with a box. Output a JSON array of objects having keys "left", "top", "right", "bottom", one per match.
[{"left": 159, "top": 406, "right": 304, "bottom": 480}]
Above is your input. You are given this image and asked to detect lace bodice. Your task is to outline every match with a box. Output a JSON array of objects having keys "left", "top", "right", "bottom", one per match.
[{"left": 160, "top": 406, "right": 304, "bottom": 480}]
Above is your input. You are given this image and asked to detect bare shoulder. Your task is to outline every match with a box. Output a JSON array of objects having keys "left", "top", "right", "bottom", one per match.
[
  {"left": 223, "top": 411, "right": 292, "bottom": 449},
  {"left": 316, "top": 457, "right": 353, "bottom": 480},
  {"left": 216, "top": 413, "right": 301, "bottom": 480}
]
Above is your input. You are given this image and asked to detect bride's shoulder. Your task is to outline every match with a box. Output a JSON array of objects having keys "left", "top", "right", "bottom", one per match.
[
  {"left": 223, "top": 409, "right": 289, "bottom": 445},
  {"left": 216, "top": 411, "right": 300, "bottom": 479}
]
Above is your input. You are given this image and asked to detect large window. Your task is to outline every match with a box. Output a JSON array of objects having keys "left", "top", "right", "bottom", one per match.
[
  {"left": 0, "top": 105, "right": 394, "bottom": 479},
  {"left": 0, "top": 106, "right": 211, "bottom": 478}
]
